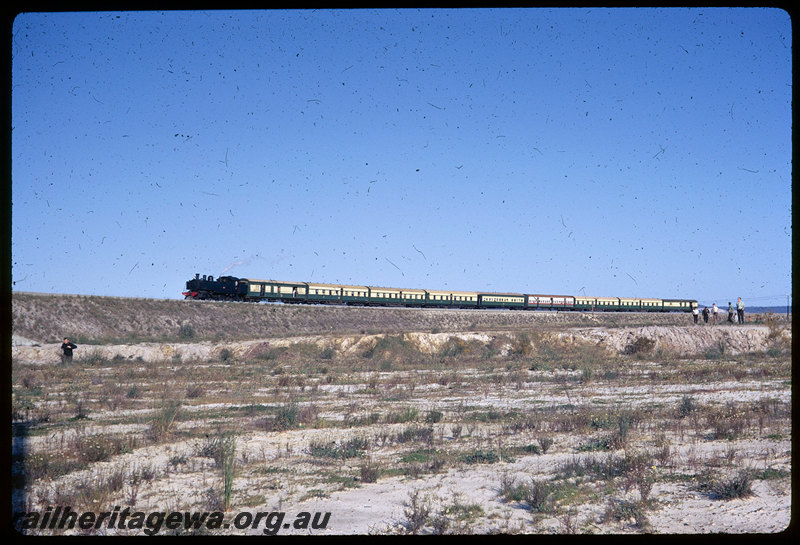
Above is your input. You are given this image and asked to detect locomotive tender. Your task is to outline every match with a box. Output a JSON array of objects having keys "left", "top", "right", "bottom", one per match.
[{"left": 183, "top": 274, "right": 697, "bottom": 313}]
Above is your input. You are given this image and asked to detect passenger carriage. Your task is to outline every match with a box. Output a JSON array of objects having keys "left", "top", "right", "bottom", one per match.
[
  {"left": 478, "top": 293, "right": 526, "bottom": 309},
  {"left": 368, "top": 286, "right": 405, "bottom": 306},
  {"left": 184, "top": 274, "right": 696, "bottom": 313},
  {"left": 663, "top": 299, "right": 698, "bottom": 312},
  {"left": 245, "top": 279, "right": 306, "bottom": 301},
  {"left": 306, "top": 283, "right": 370, "bottom": 304},
  {"left": 526, "top": 294, "right": 575, "bottom": 310}
]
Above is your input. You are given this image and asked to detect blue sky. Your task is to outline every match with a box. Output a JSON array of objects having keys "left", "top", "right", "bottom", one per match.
[{"left": 11, "top": 8, "right": 792, "bottom": 307}]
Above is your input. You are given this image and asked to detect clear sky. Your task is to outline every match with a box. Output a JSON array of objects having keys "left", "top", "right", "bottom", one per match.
[{"left": 11, "top": 8, "right": 792, "bottom": 307}]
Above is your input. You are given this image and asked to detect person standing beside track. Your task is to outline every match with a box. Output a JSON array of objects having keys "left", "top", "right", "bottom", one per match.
[
  {"left": 737, "top": 297, "right": 745, "bottom": 324},
  {"left": 60, "top": 337, "right": 77, "bottom": 364}
]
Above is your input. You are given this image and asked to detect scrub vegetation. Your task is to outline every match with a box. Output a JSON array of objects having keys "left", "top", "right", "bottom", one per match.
[{"left": 10, "top": 296, "right": 792, "bottom": 534}]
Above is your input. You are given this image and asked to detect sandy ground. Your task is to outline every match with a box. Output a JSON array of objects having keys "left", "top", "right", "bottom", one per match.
[{"left": 11, "top": 322, "right": 792, "bottom": 535}]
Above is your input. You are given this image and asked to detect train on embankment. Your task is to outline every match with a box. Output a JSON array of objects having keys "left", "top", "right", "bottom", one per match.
[{"left": 182, "top": 274, "right": 697, "bottom": 313}]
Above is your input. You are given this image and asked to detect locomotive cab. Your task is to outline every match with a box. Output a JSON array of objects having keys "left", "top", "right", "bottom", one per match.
[{"left": 183, "top": 274, "right": 246, "bottom": 300}]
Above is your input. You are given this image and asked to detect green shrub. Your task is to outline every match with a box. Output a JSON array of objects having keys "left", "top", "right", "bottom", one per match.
[
  {"left": 395, "top": 426, "right": 433, "bottom": 445},
  {"left": 499, "top": 474, "right": 527, "bottom": 503},
  {"left": 679, "top": 395, "right": 698, "bottom": 417},
  {"left": 149, "top": 399, "right": 182, "bottom": 442},
  {"left": 219, "top": 433, "right": 236, "bottom": 511},
  {"left": 186, "top": 385, "right": 204, "bottom": 399},
  {"left": 359, "top": 462, "right": 380, "bottom": 483},
  {"left": 255, "top": 346, "right": 286, "bottom": 361},
  {"left": 603, "top": 499, "right": 650, "bottom": 530},
  {"left": 81, "top": 350, "right": 109, "bottom": 366},
  {"left": 538, "top": 435, "right": 554, "bottom": 454},
  {"left": 363, "top": 335, "right": 421, "bottom": 363},
  {"left": 703, "top": 340, "right": 726, "bottom": 359},
  {"left": 525, "top": 479, "right": 553, "bottom": 513},
  {"left": 520, "top": 443, "right": 541, "bottom": 455},
  {"left": 698, "top": 470, "right": 754, "bottom": 500},
  {"left": 385, "top": 407, "right": 418, "bottom": 424},
  {"left": 624, "top": 336, "right": 655, "bottom": 355},
  {"left": 578, "top": 436, "right": 612, "bottom": 452},
  {"left": 462, "top": 450, "right": 499, "bottom": 464},
  {"left": 178, "top": 323, "right": 196, "bottom": 339},
  {"left": 267, "top": 402, "right": 298, "bottom": 431},
  {"left": 309, "top": 437, "right": 367, "bottom": 459},
  {"left": 707, "top": 404, "right": 748, "bottom": 440},
  {"left": 498, "top": 475, "right": 552, "bottom": 512},
  {"left": 319, "top": 346, "right": 336, "bottom": 360},
  {"left": 438, "top": 337, "right": 473, "bottom": 358},
  {"left": 425, "top": 410, "right": 443, "bottom": 424},
  {"left": 403, "top": 489, "right": 431, "bottom": 535},
  {"left": 75, "top": 433, "right": 137, "bottom": 464}
]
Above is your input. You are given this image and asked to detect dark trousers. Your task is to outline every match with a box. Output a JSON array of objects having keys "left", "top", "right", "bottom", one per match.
[{"left": 737, "top": 309, "right": 744, "bottom": 324}]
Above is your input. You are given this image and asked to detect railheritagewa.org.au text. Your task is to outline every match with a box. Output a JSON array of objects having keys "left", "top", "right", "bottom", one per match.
[{"left": 15, "top": 506, "right": 331, "bottom": 535}]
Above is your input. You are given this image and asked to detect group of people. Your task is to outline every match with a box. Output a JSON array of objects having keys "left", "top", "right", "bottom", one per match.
[{"left": 693, "top": 297, "right": 745, "bottom": 325}]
